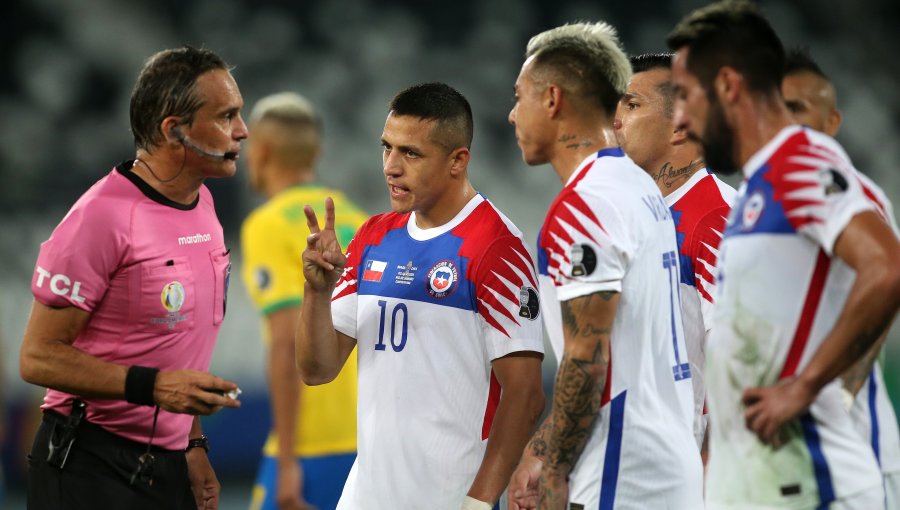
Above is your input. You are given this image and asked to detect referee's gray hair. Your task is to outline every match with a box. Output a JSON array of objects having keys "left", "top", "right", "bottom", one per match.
[
  {"left": 249, "top": 91, "right": 320, "bottom": 128},
  {"left": 525, "top": 22, "right": 631, "bottom": 114}
]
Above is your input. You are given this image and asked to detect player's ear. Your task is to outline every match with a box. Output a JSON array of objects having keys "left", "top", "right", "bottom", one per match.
[
  {"left": 545, "top": 84, "right": 563, "bottom": 119},
  {"left": 670, "top": 125, "right": 689, "bottom": 146},
  {"left": 448, "top": 147, "right": 470, "bottom": 177},
  {"left": 716, "top": 66, "right": 742, "bottom": 104},
  {"left": 825, "top": 108, "right": 842, "bottom": 137}
]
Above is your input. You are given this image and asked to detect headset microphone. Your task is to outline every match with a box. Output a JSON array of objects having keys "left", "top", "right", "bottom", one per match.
[{"left": 172, "top": 127, "right": 238, "bottom": 161}]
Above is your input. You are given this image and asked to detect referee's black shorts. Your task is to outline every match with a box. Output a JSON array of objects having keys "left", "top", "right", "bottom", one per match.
[{"left": 27, "top": 411, "right": 196, "bottom": 510}]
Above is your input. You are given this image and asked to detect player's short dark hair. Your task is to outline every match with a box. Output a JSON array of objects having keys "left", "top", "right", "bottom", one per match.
[
  {"left": 666, "top": 0, "right": 784, "bottom": 97},
  {"left": 526, "top": 22, "right": 631, "bottom": 117},
  {"left": 784, "top": 47, "right": 829, "bottom": 80},
  {"left": 130, "top": 46, "right": 231, "bottom": 151},
  {"left": 630, "top": 53, "right": 677, "bottom": 119},
  {"left": 389, "top": 82, "right": 474, "bottom": 151},
  {"left": 630, "top": 53, "right": 672, "bottom": 74}
]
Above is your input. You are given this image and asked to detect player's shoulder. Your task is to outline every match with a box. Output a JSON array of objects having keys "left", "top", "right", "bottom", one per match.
[
  {"left": 354, "top": 211, "right": 408, "bottom": 245},
  {"left": 762, "top": 126, "right": 855, "bottom": 180},
  {"left": 673, "top": 171, "right": 737, "bottom": 213},
  {"left": 456, "top": 197, "right": 524, "bottom": 240}
]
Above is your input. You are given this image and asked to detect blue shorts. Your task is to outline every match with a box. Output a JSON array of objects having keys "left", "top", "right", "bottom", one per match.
[{"left": 250, "top": 453, "right": 355, "bottom": 510}]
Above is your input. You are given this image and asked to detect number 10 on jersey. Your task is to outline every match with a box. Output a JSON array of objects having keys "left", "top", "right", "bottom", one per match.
[{"left": 375, "top": 300, "right": 409, "bottom": 352}]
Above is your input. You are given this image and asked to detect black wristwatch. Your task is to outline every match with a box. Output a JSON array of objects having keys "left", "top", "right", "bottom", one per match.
[{"left": 185, "top": 435, "right": 209, "bottom": 453}]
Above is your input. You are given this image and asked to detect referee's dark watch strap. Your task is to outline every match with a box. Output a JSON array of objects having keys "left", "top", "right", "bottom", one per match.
[{"left": 185, "top": 435, "right": 209, "bottom": 453}]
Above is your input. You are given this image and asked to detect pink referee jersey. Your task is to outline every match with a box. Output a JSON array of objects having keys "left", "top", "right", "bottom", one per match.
[
  {"left": 330, "top": 194, "right": 544, "bottom": 510},
  {"left": 706, "top": 126, "right": 884, "bottom": 508},
  {"left": 537, "top": 148, "right": 703, "bottom": 509},
  {"left": 32, "top": 161, "right": 231, "bottom": 450},
  {"left": 665, "top": 169, "right": 736, "bottom": 447}
]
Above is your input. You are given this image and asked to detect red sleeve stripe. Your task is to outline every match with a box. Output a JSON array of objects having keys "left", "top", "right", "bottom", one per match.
[
  {"left": 509, "top": 245, "right": 538, "bottom": 288},
  {"left": 477, "top": 299, "right": 512, "bottom": 338},
  {"left": 480, "top": 284, "right": 519, "bottom": 325},
  {"left": 764, "top": 134, "right": 828, "bottom": 231},
  {"left": 562, "top": 199, "right": 607, "bottom": 235},
  {"left": 481, "top": 370, "right": 502, "bottom": 440},
  {"left": 779, "top": 249, "right": 831, "bottom": 379},
  {"left": 332, "top": 248, "right": 358, "bottom": 301}
]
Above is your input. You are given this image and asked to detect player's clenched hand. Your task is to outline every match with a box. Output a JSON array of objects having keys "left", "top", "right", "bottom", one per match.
[
  {"left": 154, "top": 369, "right": 241, "bottom": 415},
  {"left": 742, "top": 375, "right": 816, "bottom": 447},
  {"left": 302, "top": 197, "right": 347, "bottom": 293},
  {"left": 508, "top": 454, "right": 541, "bottom": 510}
]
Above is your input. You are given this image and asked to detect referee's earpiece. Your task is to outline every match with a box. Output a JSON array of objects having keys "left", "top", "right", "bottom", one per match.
[{"left": 170, "top": 126, "right": 185, "bottom": 143}]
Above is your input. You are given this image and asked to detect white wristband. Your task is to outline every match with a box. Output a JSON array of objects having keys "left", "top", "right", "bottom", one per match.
[{"left": 461, "top": 496, "right": 493, "bottom": 510}]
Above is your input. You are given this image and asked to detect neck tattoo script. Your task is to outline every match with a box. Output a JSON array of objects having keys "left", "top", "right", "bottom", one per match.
[
  {"left": 653, "top": 159, "right": 702, "bottom": 189},
  {"left": 559, "top": 133, "right": 594, "bottom": 149}
]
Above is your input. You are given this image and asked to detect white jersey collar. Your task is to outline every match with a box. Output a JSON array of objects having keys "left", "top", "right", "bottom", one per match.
[
  {"left": 407, "top": 193, "right": 485, "bottom": 241},
  {"left": 565, "top": 147, "right": 625, "bottom": 187}
]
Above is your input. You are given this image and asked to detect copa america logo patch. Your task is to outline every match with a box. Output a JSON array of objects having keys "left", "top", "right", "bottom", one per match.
[
  {"left": 160, "top": 281, "right": 186, "bottom": 312},
  {"left": 425, "top": 260, "right": 458, "bottom": 299},
  {"left": 570, "top": 243, "right": 597, "bottom": 277},
  {"left": 518, "top": 285, "right": 540, "bottom": 320},
  {"left": 742, "top": 191, "right": 765, "bottom": 230}
]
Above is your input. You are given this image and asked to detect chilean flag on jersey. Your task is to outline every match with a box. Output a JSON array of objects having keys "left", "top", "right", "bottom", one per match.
[{"left": 362, "top": 260, "right": 386, "bottom": 282}]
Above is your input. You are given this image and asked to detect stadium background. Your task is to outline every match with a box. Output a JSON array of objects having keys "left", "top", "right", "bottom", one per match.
[{"left": 1, "top": 0, "right": 898, "bottom": 507}]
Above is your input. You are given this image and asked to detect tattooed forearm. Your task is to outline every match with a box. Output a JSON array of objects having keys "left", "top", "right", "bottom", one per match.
[
  {"left": 560, "top": 291, "right": 617, "bottom": 337},
  {"left": 546, "top": 341, "right": 609, "bottom": 474},
  {"left": 546, "top": 291, "right": 616, "bottom": 477},
  {"left": 528, "top": 417, "right": 552, "bottom": 458}
]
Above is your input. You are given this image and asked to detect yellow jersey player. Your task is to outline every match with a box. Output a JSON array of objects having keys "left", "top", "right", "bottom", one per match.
[{"left": 242, "top": 92, "right": 366, "bottom": 510}]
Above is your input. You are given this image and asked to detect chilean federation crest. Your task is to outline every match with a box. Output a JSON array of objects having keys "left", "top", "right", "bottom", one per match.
[
  {"left": 742, "top": 191, "right": 766, "bottom": 231},
  {"left": 425, "top": 260, "right": 458, "bottom": 299}
]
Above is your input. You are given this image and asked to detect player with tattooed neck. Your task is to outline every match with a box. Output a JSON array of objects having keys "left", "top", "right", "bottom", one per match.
[
  {"left": 614, "top": 53, "right": 736, "bottom": 463},
  {"left": 508, "top": 23, "right": 703, "bottom": 509}
]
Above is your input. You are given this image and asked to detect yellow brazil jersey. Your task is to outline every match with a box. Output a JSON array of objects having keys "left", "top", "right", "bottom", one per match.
[{"left": 241, "top": 185, "right": 367, "bottom": 458}]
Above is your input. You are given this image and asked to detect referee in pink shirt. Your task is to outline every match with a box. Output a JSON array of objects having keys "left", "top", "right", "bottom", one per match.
[{"left": 19, "top": 46, "right": 246, "bottom": 510}]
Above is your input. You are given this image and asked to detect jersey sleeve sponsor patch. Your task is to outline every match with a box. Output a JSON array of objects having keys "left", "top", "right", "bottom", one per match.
[{"left": 33, "top": 199, "right": 127, "bottom": 311}]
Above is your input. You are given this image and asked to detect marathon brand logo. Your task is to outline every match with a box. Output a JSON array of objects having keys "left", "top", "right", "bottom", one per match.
[
  {"left": 425, "top": 260, "right": 458, "bottom": 299},
  {"left": 177, "top": 233, "right": 212, "bottom": 245},
  {"left": 34, "top": 266, "right": 86, "bottom": 303}
]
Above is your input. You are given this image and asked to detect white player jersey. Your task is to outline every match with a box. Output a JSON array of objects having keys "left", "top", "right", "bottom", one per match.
[
  {"left": 847, "top": 171, "right": 900, "bottom": 482},
  {"left": 537, "top": 148, "right": 703, "bottom": 509},
  {"left": 664, "top": 169, "right": 736, "bottom": 448},
  {"left": 706, "top": 125, "right": 884, "bottom": 508},
  {"left": 331, "top": 194, "right": 544, "bottom": 510}
]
